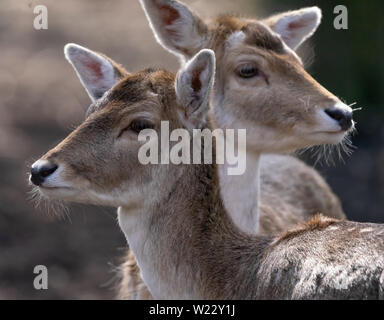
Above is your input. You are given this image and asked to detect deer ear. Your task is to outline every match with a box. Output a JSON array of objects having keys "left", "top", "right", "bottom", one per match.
[
  {"left": 175, "top": 49, "right": 215, "bottom": 127},
  {"left": 64, "top": 43, "right": 128, "bottom": 102},
  {"left": 265, "top": 7, "right": 322, "bottom": 50},
  {"left": 139, "top": 0, "right": 209, "bottom": 61}
]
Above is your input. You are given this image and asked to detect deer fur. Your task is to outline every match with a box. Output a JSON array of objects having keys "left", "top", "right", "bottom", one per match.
[
  {"left": 117, "top": 1, "right": 350, "bottom": 299},
  {"left": 139, "top": 1, "right": 348, "bottom": 229},
  {"left": 30, "top": 49, "right": 383, "bottom": 300}
]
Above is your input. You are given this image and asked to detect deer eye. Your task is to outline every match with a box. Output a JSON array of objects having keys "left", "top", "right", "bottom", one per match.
[
  {"left": 236, "top": 64, "right": 260, "bottom": 78},
  {"left": 119, "top": 119, "right": 155, "bottom": 137}
]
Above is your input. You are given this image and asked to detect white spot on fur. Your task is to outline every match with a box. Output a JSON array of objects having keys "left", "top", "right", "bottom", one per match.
[
  {"left": 360, "top": 228, "right": 374, "bottom": 233},
  {"left": 226, "top": 31, "right": 246, "bottom": 48}
]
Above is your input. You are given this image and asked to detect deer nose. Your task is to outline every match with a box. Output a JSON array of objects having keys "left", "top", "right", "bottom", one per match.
[
  {"left": 30, "top": 161, "right": 58, "bottom": 186},
  {"left": 324, "top": 107, "right": 353, "bottom": 131}
]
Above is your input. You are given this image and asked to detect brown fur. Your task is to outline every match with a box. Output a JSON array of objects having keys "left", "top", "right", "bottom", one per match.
[
  {"left": 207, "top": 16, "right": 337, "bottom": 136},
  {"left": 212, "top": 16, "right": 285, "bottom": 54},
  {"left": 36, "top": 61, "right": 383, "bottom": 299},
  {"left": 117, "top": 5, "right": 348, "bottom": 299},
  {"left": 274, "top": 214, "right": 338, "bottom": 245},
  {"left": 42, "top": 69, "right": 179, "bottom": 199},
  {"left": 119, "top": 250, "right": 153, "bottom": 300}
]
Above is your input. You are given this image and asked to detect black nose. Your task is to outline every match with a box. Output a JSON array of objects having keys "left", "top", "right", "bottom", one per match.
[
  {"left": 325, "top": 108, "right": 353, "bottom": 131},
  {"left": 30, "top": 162, "right": 58, "bottom": 186}
]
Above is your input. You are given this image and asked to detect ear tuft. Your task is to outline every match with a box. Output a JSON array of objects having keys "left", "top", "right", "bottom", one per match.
[
  {"left": 64, "top": 43, "right": 124, "bottom": 102},
  {"left": 175, "top": 49, "right": 215, "bottom": 127},
  {"left": 265, "top": 7, "right": 322, "bottom": 50},
  {"left": 140, "top": 0, "right": 208, "bottom": 61}
]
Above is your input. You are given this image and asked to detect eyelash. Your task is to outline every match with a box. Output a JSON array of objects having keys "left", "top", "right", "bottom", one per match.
[{"left": 236, "top": 64, "right": 260, "bottom": 78}]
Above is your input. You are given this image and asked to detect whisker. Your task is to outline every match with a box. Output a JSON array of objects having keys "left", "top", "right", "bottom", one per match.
[
  {"left": 298, "top": 129, "right": 356, "bottom": 167},
  {"left": 27, "top": 186, "right": 71, "bottom": 221}
]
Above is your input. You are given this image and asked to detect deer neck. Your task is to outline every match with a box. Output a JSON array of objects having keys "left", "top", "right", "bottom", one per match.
[
  {"left": 219, "top": 151, "right": 261, "bottom": 234},
  {"left": 118, "top": 162, "right": 270, "bottom": 299},
  {"left": 212, "top": 89, "right": 261, "bottom": 235}
]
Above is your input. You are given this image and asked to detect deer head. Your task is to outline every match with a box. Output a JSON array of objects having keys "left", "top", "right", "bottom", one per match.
[
  {"left": 29, "top": 45, "right": 215, "bottom": 207},
  {"left": 28, "top": 45, "right": 384, "bottom": 301},
  {"left": 140, "top": 0, "right": 354, "bottom": 153}
]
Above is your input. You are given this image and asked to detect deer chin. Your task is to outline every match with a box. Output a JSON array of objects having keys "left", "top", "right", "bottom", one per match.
[
  {"left": 37, "top": 185, "right": 116, "bottom": 207},
  {"left": 37, "top": 185, "right": 79, "bottom": 201},
  {"left": 304, "top": 130, "right": 347, "bottom": 146}
]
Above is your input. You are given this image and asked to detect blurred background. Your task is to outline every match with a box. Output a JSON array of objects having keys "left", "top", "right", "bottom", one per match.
[{"left": 0, "top": 0, "right": 382, "bottom": 299}]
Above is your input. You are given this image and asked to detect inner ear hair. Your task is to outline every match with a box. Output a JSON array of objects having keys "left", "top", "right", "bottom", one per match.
[
  {"left": 263, "top": 7, "right": 322, "bottom": 50},
  {"left": 64, "top": 43, "right": 129, "bottom": 102},
  {"left": 176, "top": 49, "right": 215, "bottom": 129},
  {"left": 140, "top": 0, "right": 209, "bottom": 60}
]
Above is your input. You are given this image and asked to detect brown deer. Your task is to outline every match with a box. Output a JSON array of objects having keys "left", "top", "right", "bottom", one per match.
[
  {"left": 118, "top": 1, "right": 353, "bottom": 299},
  {"left": 138, "top": 0, "right": 350, "bottom": 233},
  {"left": 30, "top": 48, "right": 383, "bottom": 299}
]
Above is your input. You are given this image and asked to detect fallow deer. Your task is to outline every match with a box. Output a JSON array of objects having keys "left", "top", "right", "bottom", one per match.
[
  {"left": 30, "top": 48, "right": 384, "bottom": 299},
  {"left": 139, "top": 0, "right": 349, "bottom": 232},
  {"left": 118, "top": 0, "right": 354, "bottom": 299}
]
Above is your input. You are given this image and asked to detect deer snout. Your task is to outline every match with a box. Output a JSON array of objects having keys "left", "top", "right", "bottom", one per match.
[
  {"left": 30, "top": 160, "right": 58, "bottom": 186},
  {"left": 324, "top": 105, "right": 353, "bottom": 131}
]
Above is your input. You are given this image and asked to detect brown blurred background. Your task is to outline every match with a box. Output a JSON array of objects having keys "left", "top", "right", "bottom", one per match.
[{"left": 0, "top": 0, "right": 382, "bottom": 299}]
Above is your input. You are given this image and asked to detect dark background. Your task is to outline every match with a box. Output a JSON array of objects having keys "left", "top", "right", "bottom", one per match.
[{"left": 0, "top": 0, "right": 382, "bottom": 299}]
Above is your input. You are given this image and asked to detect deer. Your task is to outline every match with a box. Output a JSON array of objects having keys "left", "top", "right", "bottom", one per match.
[
  {"left": 138, "top": 0, "right": 349, "bottom": 231},
  {"left": 118, "top": 0, "right": 354, "bottom": 299},
  {"left": 29, "top": 47, "right": 384, "bottom": 299}
]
